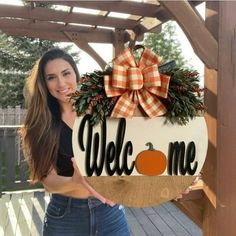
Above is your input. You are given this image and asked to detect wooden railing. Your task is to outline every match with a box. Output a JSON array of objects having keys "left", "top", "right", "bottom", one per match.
[{"left": 0, "top": 190, "right": 202, "bottom": 236}]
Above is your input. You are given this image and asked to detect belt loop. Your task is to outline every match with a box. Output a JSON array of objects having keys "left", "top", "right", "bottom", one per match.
[
  {"left": 88, "top": 197, "right": 92, "bottom": 209},
  {"left": 88, "top": 197, "right": 103, "bottom": 209},
  {"left": 67, "top": 197, "right": 72, "bottom": 213}
]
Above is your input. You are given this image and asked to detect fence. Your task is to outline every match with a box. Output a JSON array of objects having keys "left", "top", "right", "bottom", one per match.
[
  {"left": 0, "top": 106, "right": 26, "bottom": 126},
  {"left": 0, "top": 126, "right": 42, "bottom": 196},
  {"left": 0, "top": 106, "right": 42, "bottom": 196}
]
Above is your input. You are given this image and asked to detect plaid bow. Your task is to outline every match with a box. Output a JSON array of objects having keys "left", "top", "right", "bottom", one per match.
[{"left": 104, "top": 48, "right": 170, "bottom": 118}]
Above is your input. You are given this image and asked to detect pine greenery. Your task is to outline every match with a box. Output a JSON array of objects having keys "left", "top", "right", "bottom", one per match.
[
  {"left": 163, "top": 68, "right": 205, "bottom": 125},
  {"left": 72, "top": 65, "right": 205, "bottom": 126},
  {"left": 72, "top": 71, "right": 116, "bottom": 125}
]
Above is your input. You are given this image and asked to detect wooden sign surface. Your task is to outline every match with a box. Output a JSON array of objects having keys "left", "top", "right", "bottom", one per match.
[{"left": 72, "top": 116, "right": 207, "bottom": 207}]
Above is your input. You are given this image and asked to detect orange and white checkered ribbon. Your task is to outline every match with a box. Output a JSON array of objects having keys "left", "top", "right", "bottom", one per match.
[{"left": 104, "top": 48, "right": 170, "bottom": 118}]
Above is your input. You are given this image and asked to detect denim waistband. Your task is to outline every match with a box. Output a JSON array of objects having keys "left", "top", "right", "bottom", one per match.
[{"left": 51, "top": 194, "right": 104, "bottom": 209}]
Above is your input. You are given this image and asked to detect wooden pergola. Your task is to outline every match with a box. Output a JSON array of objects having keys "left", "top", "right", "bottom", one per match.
[{"left": 0, "top": 1, "right": 236, "bottom": 235}]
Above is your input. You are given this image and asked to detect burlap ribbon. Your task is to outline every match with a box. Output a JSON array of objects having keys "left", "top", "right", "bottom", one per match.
[{"left": 104, "top": 48, "right": 170, "bottom": 118}]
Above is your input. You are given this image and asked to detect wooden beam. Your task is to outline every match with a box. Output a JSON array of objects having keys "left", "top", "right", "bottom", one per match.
[
  {"left": 149, "top": 23, "right": 162, "bottom": 34},
  {"left": 2, "top": 29, "right": 70, "bottom": 42},
  {"left": 1, "top": 28, "right": 116, "bottom": 44},
  {"left": 0, "top": 19, "right": 116, "bottom": 43},
  {"left": 0, "top": 18, "right": 95, "bottom": 33},
  {"left": 30, "top": 1, "right": 203, "bottom": 18},
  {"left": 216, "top": 2, "right": 236, "bottom": 235},
  {"left": 172, "top": 179, "right": 204, "bottom": 228},
  {"left": 30, "top": 0, "right": 162, "bottom": 18},
  {"left": 64, "top": 31, "right": 107, "bottom": 69},
  {"left": 0, "top": 4, "right": 138, "bottom": 30},
  {"left": 29, "top": 1, "right": 171, "bottom": 33},
  {"left": 160, "top": 0, "right": 218, "bottom": 70},
  {"left": 188, "top": 0, "right": 205, "bottom": 21},
  {"left": 1, "top": 29, "right": 113, "bottom": 45},
  {"left": 173, "top": 198, "right": 203, "bottom": 228},
  {"left": 0, "top": 3, "right": 165, "bottom": 36},
  {"left": 30, "top": 0, "right": 203, "bottom": 22}
]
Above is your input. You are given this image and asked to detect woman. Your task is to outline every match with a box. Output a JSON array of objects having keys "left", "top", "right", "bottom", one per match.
[{"left": 19, "top": 48, "right": 131, "bottom": 236}]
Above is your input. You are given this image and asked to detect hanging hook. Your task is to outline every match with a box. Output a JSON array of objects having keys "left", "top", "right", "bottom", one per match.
[{"left": 133, "top": 44, "right": 145, "bottom": 51}]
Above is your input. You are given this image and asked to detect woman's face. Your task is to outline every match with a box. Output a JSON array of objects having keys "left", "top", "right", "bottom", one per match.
[{"left": 44, "top": 58, "right": 77, "bottom": 104}]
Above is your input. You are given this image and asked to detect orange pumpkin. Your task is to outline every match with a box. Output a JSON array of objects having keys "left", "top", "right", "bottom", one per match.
[{"left": 135, "top": 142, "right": 167, "bottom": 176}]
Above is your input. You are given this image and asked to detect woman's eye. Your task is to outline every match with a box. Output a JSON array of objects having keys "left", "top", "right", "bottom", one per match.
[
  {"left": 46, "top": 76, "right": 55, "bottom": 80},
  {"left": 63, "top": 71, "right": 71, "bottom": 76}
]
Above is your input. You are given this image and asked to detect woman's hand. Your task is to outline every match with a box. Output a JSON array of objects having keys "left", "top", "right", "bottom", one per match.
[
  {"left": 174, "top": 174, "right": 201, "bottom": 201},
  {"left": 71, "top": 157, "right": 115, "bottom": 207}
]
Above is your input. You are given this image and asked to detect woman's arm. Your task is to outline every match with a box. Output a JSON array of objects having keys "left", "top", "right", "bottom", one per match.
[
  {"left": 42, "top": 168, "right": 81, "bottom": 194},
  {"left": 42, "top": 158, "right": 115, "bottom": 206}
]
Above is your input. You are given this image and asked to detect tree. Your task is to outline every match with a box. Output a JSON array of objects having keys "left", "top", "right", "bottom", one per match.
[
  {"left": 144, "top": 21, "right": 187, "bottom": 67},
  {"left": 0, "top": 32, "right": 79, "bottom": 108},
  {"left": 0, "top": 0, "right": 80, "bottom": 107},
  {"left": 0, "top": 72, "right": 25, "bottom": 108}
]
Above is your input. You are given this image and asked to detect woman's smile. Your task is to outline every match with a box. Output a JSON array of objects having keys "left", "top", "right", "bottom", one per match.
[{"left": 57, "top": 88, "right": 72, "bottom": 95}]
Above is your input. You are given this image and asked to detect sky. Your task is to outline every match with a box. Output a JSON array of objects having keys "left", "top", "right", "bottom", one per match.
[{"left": 1, "top": 0, "right": 205, "bottom": 85}]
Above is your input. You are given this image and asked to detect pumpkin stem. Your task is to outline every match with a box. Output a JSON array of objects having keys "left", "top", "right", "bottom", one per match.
[{"left": 146, "top": 142, "right": 155, "bottom": 150}]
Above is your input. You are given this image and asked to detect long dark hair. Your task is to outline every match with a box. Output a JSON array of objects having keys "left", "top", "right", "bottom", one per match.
[{"left": 19, "top": 48, "right": 80, "bottom": 183}]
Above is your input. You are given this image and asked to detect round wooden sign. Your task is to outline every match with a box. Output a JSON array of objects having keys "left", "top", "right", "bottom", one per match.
[{"left": 72, "top": 115, "right": 207, "bottom": 207}]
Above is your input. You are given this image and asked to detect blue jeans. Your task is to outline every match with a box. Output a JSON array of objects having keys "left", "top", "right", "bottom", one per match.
[{"left": 43, "top": 194, "right": 131, "bottom": 236}]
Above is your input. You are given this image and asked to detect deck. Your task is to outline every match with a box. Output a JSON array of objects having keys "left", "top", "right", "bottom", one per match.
[{"left": 0, "top": 189, "right": 202, "bottom": 236}]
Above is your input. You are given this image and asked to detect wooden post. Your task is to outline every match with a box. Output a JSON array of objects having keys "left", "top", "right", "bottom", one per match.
[
  {"left": 112, "top": 29, "right": 125, "bottom": 58},
  {"left": 216, "top": 2, "right": 236, "bottom": 236},
  {"left": 202, "top": 2, "right": 219, "bottom": 235}
]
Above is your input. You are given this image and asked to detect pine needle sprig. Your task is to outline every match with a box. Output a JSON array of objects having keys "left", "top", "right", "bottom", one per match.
[
  {"left": 71, "top": 70, "right": 116, "bottom": 125},
  {"left": 162, "top": 68, "right": 205, "bottom": 125}
]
